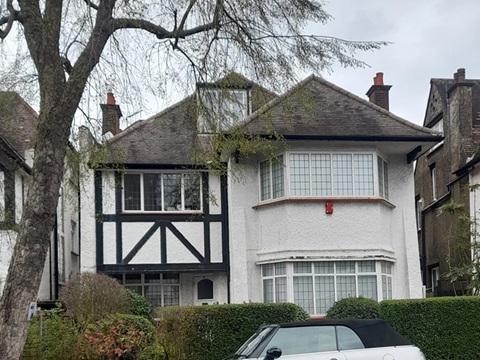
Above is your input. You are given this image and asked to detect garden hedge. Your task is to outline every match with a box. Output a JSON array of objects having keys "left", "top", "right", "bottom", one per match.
[
  {"left": 156, "top": 302, "right": 309, "bottom": 360},
  {"left": 380, "top": 296, "right": 480, "bottom": 360}
]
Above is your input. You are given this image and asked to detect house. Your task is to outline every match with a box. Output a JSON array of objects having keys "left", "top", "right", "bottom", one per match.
[
  {"left": 415, "top": 68, "right": 480, "bottom": 296},
  {"left": 80, "top": 72, "right": 440, "bottom": 315},
  {"left": 0, "top": 92, "right": 79, "bottom": 302}
]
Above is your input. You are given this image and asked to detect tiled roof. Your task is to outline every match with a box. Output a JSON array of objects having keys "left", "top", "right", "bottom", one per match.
[
  {"left": 242, "top": 75, "right": 440, "bottom": 139},
  {"left": 102, "top": 74, "right": 441, "bottom": 166},
  {"left": 0, "top": 92, "right": 38, "bottom": 158}
]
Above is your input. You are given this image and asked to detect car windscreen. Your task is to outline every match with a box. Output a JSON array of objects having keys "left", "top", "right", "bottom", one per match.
[{"left": 235, "top": 327, "right": 274, "bottom": 357}]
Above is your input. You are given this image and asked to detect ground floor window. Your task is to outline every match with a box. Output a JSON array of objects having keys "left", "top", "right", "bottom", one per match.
[
  {"left": 262, "top": 260, "right": 393, "bottom": 315},
  {"left": 111, "top": 273, "right": 180, "bottom": 307}
]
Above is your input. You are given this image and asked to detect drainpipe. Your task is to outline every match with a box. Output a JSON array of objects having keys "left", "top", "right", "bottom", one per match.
[{"left": 53, "top": 214, "right": 59, "bottom": 300}]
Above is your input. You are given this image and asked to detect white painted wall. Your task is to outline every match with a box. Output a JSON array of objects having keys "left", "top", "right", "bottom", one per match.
[{"left": 228, "top": 142, "right": 423, "bottom": 305}]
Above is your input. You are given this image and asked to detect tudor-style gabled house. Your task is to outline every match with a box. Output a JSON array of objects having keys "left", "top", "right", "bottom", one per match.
[
  {"left": 415, "top": 68, "right": 480, "bottom": 296},
  {"left": 0, "top": 92, "right": 80, "bottom": 302},
  {"left": 80, "top": 73, "right": 441, "bottom": 315}
]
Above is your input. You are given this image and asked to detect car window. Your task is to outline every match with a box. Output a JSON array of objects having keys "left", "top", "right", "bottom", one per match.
[
  {"left": 336, "top": 326, "right": 365, "bottom": 350},
  {"left": 236, "top": 327, "right": 273, "bottom": 356},
  {"left": 261, "top": 326, "right": 337, "bottom": 356}
]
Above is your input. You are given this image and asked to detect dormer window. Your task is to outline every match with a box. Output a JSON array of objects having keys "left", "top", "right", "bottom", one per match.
[
  {"left": 430, "top": 117, "right": 443, "bottom": 135},
  {"left": 198, "top": 88, "right": 250, "bottom": 132}
]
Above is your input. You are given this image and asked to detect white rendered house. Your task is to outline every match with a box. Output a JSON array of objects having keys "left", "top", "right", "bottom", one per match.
[{"left": 79, "top": 73, "right": 441, "bottom": 315}]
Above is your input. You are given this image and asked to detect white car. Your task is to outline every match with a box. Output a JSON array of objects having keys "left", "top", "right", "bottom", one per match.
[{"left": 224, "top": 319, "right": 426, "bottom": 360}]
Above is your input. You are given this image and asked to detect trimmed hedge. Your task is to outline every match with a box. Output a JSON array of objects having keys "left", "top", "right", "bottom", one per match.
[
  {"left": 325, "top": 296, "right": 379, "bottom": 319},
  {"left": 156, "top": 303, "right": 309, "bottom": 360},
  {"left": 380, "top": 296, "right": 480, "bottom": 360}
]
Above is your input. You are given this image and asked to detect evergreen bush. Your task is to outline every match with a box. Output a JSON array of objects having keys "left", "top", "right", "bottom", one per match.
[{"left": 325, "top": 296, "right": 379, "bottom": 319}]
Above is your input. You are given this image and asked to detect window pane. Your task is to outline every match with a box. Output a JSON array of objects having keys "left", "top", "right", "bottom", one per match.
[
  {"left": 275, "top": 263, "right": 286, "bottom": 275},
  {"left": 293, "top": 276, "right": 314, "bottom": 314},
  {"left": 275, "top": 277, "right": 287, "bottom": 302},
  {"left": 264, "top": 279, "right": 274, "bottom": 303},
  {"left": 381, "top": 261, "right": 392, "bottom": 275},
  {"left": 311, "top": 154, "right": 331, "bottom": 196},
  {"left": 260, "top": 161, "right": 271, "bottom": 201},
  {"left": 144, "top": 284, "right": 162, "bottom": 307},
  {"left": 263, "top": 264, "right": 274, "bottom": 277},
  {"left": 163, "top": 273, "right": 180, "bottom": 284},
  {"left": 144, "top": 174, "right": 162, "bottom": 211},
  {"left": 337, "top": 276, "right": 356, "bottom": 300},
  {"left": 163, "top": 174, "right": 182, "bottom": 211},
  {"left": 332, "top": 154, "right": 353, "bottom": 196},
  {"left": 184, "top": 174, "right": 201, "bottom": 210},
  {"left": 197, "top": 279, "right": 214, "bottom": 300},
  {"left": 163, "top": 285, "right": 179, "bottom": 306},
  {"left": 353, "top": 154, "right": 373, "bottom": 196},
  {"left": 290, "top": 154, "right": 310, "bottom": 196},
  {"left": 145, "top": 274, "right": 162, "bottom": 283},
  {"left": 124, "top": 174, "right": 141, "bottom": 210},
  {"left": 294, "top": 262, "right": 312, "bottom": 274},
  {"left": 358, "top": 261, "right": 376, "bottom": 273},
  {"left": 358, "top": 275, "right": 378, "bottom": 301},
  {"left": 272, "top": 156, "right": 285, "bottom": 199},
  {"left": 377, "top": 156, "right": 384, "bottom": 198},
  {"left": 336, "top": 261, "right": 355, "bottom": 274},
  {"left": 314, "top": 262, "right": 334, "bottom": 274},
  {"left": 315, "top": 276, "right": 335, "bottom": 314},
  {"left": 337, "top": 326, "right": 365, "bottom": 350},
  {"left": 383, "top": 161, "right": 389, "bottom": 199},
  {"left": 125, "top": 274, "right": 141, "bottom": 284},
  {"left": 382, "top": 275, "right": 388, "bottom": 300}
]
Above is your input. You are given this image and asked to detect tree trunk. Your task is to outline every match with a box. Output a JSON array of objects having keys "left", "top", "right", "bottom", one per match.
[{"left": 0, "top": 104, "right": 71, "bottom": 359}]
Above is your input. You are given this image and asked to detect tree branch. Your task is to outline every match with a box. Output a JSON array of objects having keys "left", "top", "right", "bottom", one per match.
[
  {"left": 83, "top": 0, "right": 99, "bottom": 11},
  {"left": 0, "top": 0, "right": 19, "bottom": 39}
]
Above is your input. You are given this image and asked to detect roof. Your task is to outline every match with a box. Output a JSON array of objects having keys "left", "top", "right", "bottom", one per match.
[
  {"left": 0, "top": 91, "right": 38, "bottom": 158},
  {"left": 100, "top": 74, "right": 441, "bottom": 166},
  {"left": 275, "top": 319, "right": 411, "bottom": 348},
  {"left": 242, "top": 74, "right": 440, "bottom": 141}
]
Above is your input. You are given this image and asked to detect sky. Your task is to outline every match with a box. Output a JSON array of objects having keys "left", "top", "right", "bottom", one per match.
[{"left": 307, "top": 0, "right": 480, "bottom": 126}]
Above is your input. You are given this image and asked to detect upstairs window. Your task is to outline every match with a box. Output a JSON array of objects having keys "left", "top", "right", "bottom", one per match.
[
  {"left": 260, "top": 152, "right": 389, "bottom": 202},
  {"left": 430, "top": 117, "right": 444, "bottom": 135},
  {"left": 430, "top": 165, "right": 437, "bottom": 201},
  {"left": 198, "top": 88, "right": 249, "bottom": 132},
  {"left": 123, "top": 172, "right": 202, "bottom": 212},
  {"left": 260, "top": 156, "right": 285, "bottom": 201}
]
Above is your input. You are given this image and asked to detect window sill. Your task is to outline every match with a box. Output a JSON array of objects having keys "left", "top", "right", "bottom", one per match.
[
  {"left": 121, "top": 210, "right": 204, "bottom": 214},
  {"left": 253, "top": 197, "right": 396, "bottom": 210}
]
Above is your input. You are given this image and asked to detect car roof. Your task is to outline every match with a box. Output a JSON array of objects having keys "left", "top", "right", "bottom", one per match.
[{"left": 264, "top": 319, "right": 412, "bottom": 349}]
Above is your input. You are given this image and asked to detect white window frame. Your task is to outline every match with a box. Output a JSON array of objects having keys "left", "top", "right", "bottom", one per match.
[
  {"left": 261, "top": 260, "right": 394, "bottom": 315},
  {"left": 122, "top": 171, "right": 203, "bottom": 213},
  {"left": 259, "top": 151, "right": 389, "bottom": 202},
  {"left": 198, "top": 88, "right": 250, "bottom": 132},
  {"left": 259, "top": 156, "right": 285, "bottom": 201}
]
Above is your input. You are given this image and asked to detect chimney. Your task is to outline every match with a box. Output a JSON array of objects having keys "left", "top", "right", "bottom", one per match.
[
  {"left": 454, "top": 68, "right": 466, "bottom": 84},
  {"left": 100, "top": 91, "right": 122, "bottom": 136},
  {"left": 366, "top": 72, "right": 392, "bottom": 111}
]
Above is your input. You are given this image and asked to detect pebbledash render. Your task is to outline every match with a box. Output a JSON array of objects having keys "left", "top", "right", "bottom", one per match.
[{"left": 79, "top": 72, "right": 441, "bottom": 316}]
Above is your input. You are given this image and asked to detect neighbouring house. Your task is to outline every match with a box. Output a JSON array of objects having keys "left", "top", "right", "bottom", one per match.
[
  {"left": 415, "top": 68, "right": 480, "bottom": 296},
  {"left": 80, "top": 72, "right": 441, "bottom": 315},
  {"left": 0, "top": 92, "right": 79, "bottom": 302}
]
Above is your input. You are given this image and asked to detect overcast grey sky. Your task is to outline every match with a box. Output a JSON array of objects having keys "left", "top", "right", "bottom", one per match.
[{"left": 310, "top": 0, "right": 480, "bottom": 126}]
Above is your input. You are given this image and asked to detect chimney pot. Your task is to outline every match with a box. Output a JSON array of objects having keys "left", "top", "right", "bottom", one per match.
[
  {"left": 374, "top": 72, "right": 384, "bottom": 86},
  {"left": 456, "top": 68, "right": 466, "bottom": 83},
  {"left": 107, "top": 92, "right": 116, "bottom": 105}
]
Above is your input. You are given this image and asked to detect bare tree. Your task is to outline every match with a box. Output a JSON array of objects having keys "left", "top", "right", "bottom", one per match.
[{"left": 0, "top": 0, "right": 387, "bottom": 358}]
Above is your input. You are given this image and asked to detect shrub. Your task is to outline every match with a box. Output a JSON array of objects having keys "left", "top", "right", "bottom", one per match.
[
  {"left": 325, "top": 296, "right": 379, "bottom": 319},
  {"left": 126, "top": 289, "right": 152, "bottom": 319},
  {"left": 59, "top": 273, "right": 131, "bottom": 327},
  {"left": 79, "top": 313, "right": 163, "bottom": 360},
  {"left": 380, "top": 296, "right": 480, "bottom": 360},
  {"left": 156, "top": 302, "right": 309, "bottom": 360},
  {"left": 22, "top": 306, "right": 78, "bottom": 360}
]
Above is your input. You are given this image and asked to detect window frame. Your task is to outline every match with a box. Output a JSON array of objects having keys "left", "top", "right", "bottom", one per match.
[
  {"left": 198, "top": 88, "right": 251, "bottom": 132},
  {"left": 430, "top": 165, "right": 437, "bottom": 201},
  {"left": 122, "top": 171, "right": 203, "bottom": 213},
  {"left": 259, "top": 156, "right": 285, "bottom": 201},
  {"left": 261, "top": 260, "right": 394, "bottom": 315}
]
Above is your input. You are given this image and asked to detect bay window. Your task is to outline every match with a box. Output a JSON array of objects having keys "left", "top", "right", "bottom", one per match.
[
  {"left": 262, "top": 260, "right": 394, "bottom": 315},
  {"left": 123, "top": 172, "right": 201, "bottom": 212},
  {"left": 259, "top": 152, "right": 389, "bottom": 201}
]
